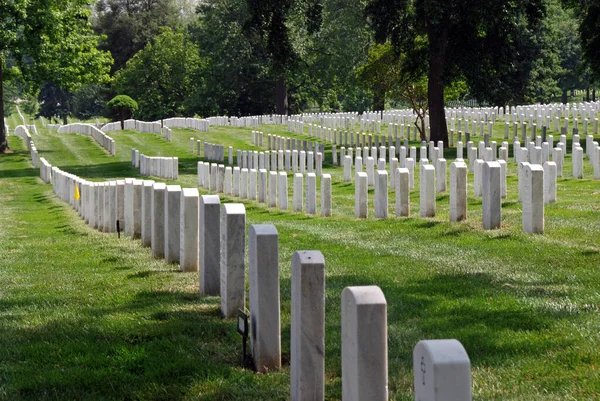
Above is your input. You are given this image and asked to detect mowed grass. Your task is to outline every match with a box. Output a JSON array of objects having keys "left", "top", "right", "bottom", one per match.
[{"left": 0, "top": 116, "right": 599, "bottom": 400}]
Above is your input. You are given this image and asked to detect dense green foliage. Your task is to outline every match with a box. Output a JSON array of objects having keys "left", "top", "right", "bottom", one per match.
[
  {"left": 114, "top": 29, "right": 205, "bottom": 121},
  {"left": 0, "top": 0, "right": 112, "bottom": 150},
  {"left": 107, "top": 94, "right": 138, "bottom": 127}
]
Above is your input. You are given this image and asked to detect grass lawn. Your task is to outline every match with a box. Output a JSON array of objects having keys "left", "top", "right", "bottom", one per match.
[{"left": 0, "top": 115, "right": 599, "bottom": 400}]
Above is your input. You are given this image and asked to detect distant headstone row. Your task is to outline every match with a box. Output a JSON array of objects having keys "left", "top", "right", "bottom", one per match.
[
  {"left": 191, "top": 139, "right": 224, "bottom": 162},
  {"left": 57, "top": 123, "right": 116, "bottom": 156},
  {"left": 197, "top": 162, "right": 332, "bottom": 217},
  {"left": 135, "top": 152, "right": 179, "bottom": 180},
  {"left": 14, "top": 125, "right": 40, "bottom": 168},
  {"left": 236, "top": 148, "right": 325, "bottom": 175},
  {"left": 163, "top": 117, "right": 210, "bottom": 132}
]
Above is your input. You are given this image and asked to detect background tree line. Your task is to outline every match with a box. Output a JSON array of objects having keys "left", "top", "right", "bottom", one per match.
[{"left": 3, "top": 0, "right": 600, "bottom": 150}]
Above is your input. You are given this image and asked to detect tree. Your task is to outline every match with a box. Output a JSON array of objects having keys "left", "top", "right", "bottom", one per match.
[
  {"left": 107, "top": 95, "right": 138, "bottom": 129},
  {"left": 366, "top": 0, "right": 546, "bottom": 145},
  {"left": 356, "top": 42, "right": 401, "bottom": 110},
  {"left": 113, "top": 29, "right": 206, "bottom": 120},
  {"left": 245, "top": 0, "right": 324, "bottom": 115},
  {"left": 37, "top": 82, "right": 72, "bottom": 124},
  {"left": 576, "top": 0, "right": 600, "bottom": 82},
  {"left": 93, "top": 0, "right": 180, "bottom": 73},
  {"left": 71, "top": 84, "right": 110, "bottom": 120},
  {"left": 189, "top": 0, "right": 274, "bottom": 116},
  {"left": 1, "top": 0, "right": 112, "bottom": 152}
]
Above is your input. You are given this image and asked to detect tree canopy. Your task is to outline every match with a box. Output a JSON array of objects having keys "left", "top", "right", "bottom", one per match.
[
  {"left": 365, "top": 0, "right": 547, "bottom": 144},
  {"left": 1, "top": 0, "right": 112, "bottom": 151},
  {"left": 113, "top": 29, "right": 206, "bottom": 121}
]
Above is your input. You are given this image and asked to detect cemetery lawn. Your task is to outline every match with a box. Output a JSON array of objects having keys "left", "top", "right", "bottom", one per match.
[{"left": 1, "top": 121, "right": 599, "bottom": 400}]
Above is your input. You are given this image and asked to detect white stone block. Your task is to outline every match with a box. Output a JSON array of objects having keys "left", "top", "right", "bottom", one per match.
[
  {"left": 436, "top": 158, "right": 446, "bottom": 193},
  {"left": 321, "top": 174, "right": 332, "bottom": 217},
  {"left": 523, "top": 164, "right": 544, "bottom": 234},
  {"left": 355, "top": 172, "right": 368, "bottom": 218},
  {"left": 543, "top": 161, "right": 557, "bottom": 203},
  {"left": 240, "top": 168, "right": 248, "bottom": 199},
  {"left": 573, "top": 146, "right": 583, "bottom": 178},
  {"left": 291, "top": 251, "right": 325, "bottom": 401},
  {"left": 306, "top": 173, "right": 317, "bottom": 215},
  {"left": 199, "top": 195, "right": 221, "bottom": 295},
  {"left": 164, "top": 185, "right": 181, "bottom": 264},
  {"left": 278, "top": 172, "right": 288, "bottom": 210},
  {"left": 420, "top": 164, "right": 436, "bottom": 217},
  {"left": 268, "top": 172, "right": 277, "bottom": 207},
  {"left": 141, "top": 180, "right": 154, "bottom": 247},
  {"left": 249, "top": 225, "right": 281, "bottom": 373},
  {"left": 151, "top": 183, "right": 166, "bottom": 259},
  {"left": 342, "top": 286, "right": 387, "bottom": 401},
  {"left": 395, "top": 168, "right": 409, "bottom": 217},
  {"left": 180, "top": 188, "right": 199, "bottom": 272},
  {"left": 258, "top": 169, "right": 267, "bottom": 203},
  {"left": 450, "top": 161, "right": 467, "bottom": 222},
  {"left": 220, "top": 203, "right": 246, "bottom": 319},
  {"left": 374, "top": 170, "right": 388, "bottom": 218},
  {"left": 413, "top": 340, "right": 472, "bottom": 401},
  {"left": 249, "top": 169, "right": 257, "bottom": 200},
  {"left": 473, "top": 159, "right": 484, "bottom": 197},
  {"left": 482, "top": 162, "right": 501, "bottom": 230},
  {"left": 293, "top": 173, "right": 303, "bottom": 212},
  {"left": 344, "top": 156, "right": 352, "bottom": 182}
]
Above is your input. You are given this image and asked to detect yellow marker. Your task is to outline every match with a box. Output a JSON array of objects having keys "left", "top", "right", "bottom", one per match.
[{"left": 74, "top": 184, "right": 80, "bottom": 201}]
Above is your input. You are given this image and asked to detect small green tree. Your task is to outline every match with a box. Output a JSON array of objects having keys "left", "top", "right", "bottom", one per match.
[{"left": 107, "top": 95, "right": 138, "bottom": 129}]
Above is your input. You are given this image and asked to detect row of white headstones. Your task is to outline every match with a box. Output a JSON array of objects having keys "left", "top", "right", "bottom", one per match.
[
  {"left": 41, "top": 159, "right": 474, "bottom": 401},
  {"left": 197, "top": 162, "right": 333, "bottom": 216}
]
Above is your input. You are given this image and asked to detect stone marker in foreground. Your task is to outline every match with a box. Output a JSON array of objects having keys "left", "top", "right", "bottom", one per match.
[
  {"left": 543, "top": 161, "right": 557, "bottom": 204},
  {"left": 164, "top": 185, "right": 182, "bottom": 264},
  {"left": 151, "top": 183, "right": 167, "bottom": 259},
  {"left": 220, "top": 203, "right": 246, "bottom": 318},
  {"left": 291, "top": 251, "right": 325, "bottom": 401},
  {"left": 293, "top": 173, "right": 303, "bottom": 212},
  {"left": 200, "top": 195, "right": 221, "bottom": 295},
  {"left": 450, "top": 161, "right": 467, "bottom": 222},
  {"left": 278, "top": 172, "right": 288, "bottom": 210},
  {"left": 355, "top": 172, "right": 368, "bottom": 218},
  {"left": 420, "top": 164, "right": 436, "bottom": 217},
  {"left": 523, "top": 164, "right": 544, "bottom": 234},
  {"left": 482, "top": 161, "right": 501, "bottom": 230},
  {"left": 180, "top": 188, "right": 199, "bottom": 272},
  {"left": 306, "top": 173, "right": 317, "bottom": 215},
  {"left": 249, "top": 224, "right": 281, "bottom": 373},
  {"left": 413, "top": 339, "right": 472, "bottom": 401},
  {"left": 268, "top": 172, "right": 277, "bottom": 207},
  {"left": 395, "top": 168, "right": 409, "bottom": 217},
  {"left": 141, "top": 180, "right": 154, "bottom": 247},
  {"left": 342, "top": 286, "right": 387, "bottom": 401},
  {"left": 321, "top": 174, "right": 332, "bottom": 217},
  {"left": 374, "top": 170, "right": 388, "bottom": 218}
]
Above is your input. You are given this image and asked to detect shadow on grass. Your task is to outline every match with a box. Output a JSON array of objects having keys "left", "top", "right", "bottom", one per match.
[
  {"left": 0, "top": 288, "right": 276, "bottom": 400},
  {"left": 325, "top": 271, "right": 576, "bottom": 370},
  {"left": 61, "top": 161, "right": 140, "bottom": 179}
]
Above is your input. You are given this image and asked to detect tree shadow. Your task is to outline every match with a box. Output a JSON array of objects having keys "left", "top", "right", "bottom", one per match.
[{"left": 0, "top": 288, "right": 265, "bottom": 400}]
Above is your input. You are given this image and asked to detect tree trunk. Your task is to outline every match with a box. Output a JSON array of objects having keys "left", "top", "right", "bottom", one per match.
[
  {"left": 593, "top": 89, "right": 596, "bottom": 102},
  {"left": 426, "top": 23, "right": 449, "bottom": 146},
  {"left": 120, "top": 109, "right": 125, "bottom": 130},
  {"left": 0, "top": 58, "right": 9, "bottom": 153},
  {"left": 562, "top": 90, "right": 568, "bottom": 104},
  {"left": 62, "top": 113, "right": 68, "bottom": 125},
  {"left": 586, "top": 86, "right": 590, "bottom": 102},
  {"left": 373, "top": 87, "right": 385, "bottom": 111},
  {"left": 275, "top": 74, "right": 288, "bottom": 115}
]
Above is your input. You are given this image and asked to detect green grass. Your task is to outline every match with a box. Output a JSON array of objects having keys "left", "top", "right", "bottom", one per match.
[{"left": 0, "top": 115, "right": 599, "bottom": 400}]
